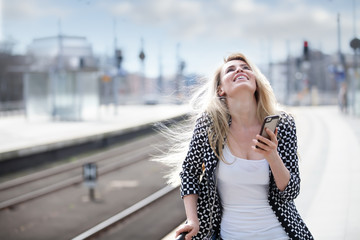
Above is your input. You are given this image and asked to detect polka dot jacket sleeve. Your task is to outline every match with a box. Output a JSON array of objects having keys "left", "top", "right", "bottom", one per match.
[{"left": 272, "top": 112, "right": 301, "bottom": 201}]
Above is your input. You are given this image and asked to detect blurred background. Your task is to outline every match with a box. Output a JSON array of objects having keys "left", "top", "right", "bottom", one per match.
[
  {"left": 0, "top": 0, "right": 359, "bottom": 239},
  {"left": 0, "top": 0, "right": 359, "bottom": 114}
]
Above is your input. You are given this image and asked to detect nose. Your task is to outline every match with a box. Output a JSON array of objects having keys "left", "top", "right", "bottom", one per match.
[{"left": 235, "top": 66, "right": 244, "bottom": 73}]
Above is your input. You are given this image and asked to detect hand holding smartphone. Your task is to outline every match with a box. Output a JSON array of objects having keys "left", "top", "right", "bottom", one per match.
[
  {"left": 259, "top": 115, "right": 280, "bottom": 139},
  {"left": 256, "top": 115, "right": 279, "bottom": 149}
]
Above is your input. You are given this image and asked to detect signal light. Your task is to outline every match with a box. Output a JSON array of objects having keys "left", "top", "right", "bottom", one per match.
[
  {"left": 303, "top": 41, "right": 309, "bottom": 61},
  {"left": 115, "top": 49, "right": 123, "bottom": 68}
]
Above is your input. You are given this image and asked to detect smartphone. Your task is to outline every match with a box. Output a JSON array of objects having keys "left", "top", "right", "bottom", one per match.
[
  {"left": 256, "top": 115, "right": 280, "bottom": 149},
  {"left": 259, "top": 115, "right": 280, "bottom": 139}
]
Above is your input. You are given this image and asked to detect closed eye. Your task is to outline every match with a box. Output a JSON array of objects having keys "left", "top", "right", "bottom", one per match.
[
  {"left": 225, "top": 67, "right": 235, "bottom": 74},
  {"left": 241, "top": 64, "right": 251, "bottom": 71}
]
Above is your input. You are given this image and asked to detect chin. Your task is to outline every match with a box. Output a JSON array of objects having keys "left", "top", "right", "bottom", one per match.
[{"left": 233, "top": 82, "right": 256, "bottom": 91}]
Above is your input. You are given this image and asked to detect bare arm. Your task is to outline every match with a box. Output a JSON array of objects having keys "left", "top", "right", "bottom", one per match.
[
  {"left": 175, "top": 194, "right": 199, "bottom": 240},
  {"left": 253, "top": 128, "right": 290, "bottom": 191},
  {"left": 266, "top": 153, "right": 290, "bottom": 191}
]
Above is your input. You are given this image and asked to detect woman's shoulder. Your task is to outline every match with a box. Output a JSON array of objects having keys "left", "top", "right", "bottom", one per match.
[
  {"left": 278, "top": 111, "right": 295, "bottom": 121},
  {"left": 277, "top": 110, "right": 296, "bottom": 132},
  {"left": 194, "top": 111, "right": 213, "bottom": 128}
]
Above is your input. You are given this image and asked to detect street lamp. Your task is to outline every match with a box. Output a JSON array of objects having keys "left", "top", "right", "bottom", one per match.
[
  {"left": 350, "top": 37, "right": 360, "bottom": 115},
  {"left": 139, "top": 38, "right": 146, "bottom": 96}
]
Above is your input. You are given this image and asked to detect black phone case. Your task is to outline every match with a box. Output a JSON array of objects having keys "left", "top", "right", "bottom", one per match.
[{"left": 259, "top": 115, "right": 280, "bottom": 140}]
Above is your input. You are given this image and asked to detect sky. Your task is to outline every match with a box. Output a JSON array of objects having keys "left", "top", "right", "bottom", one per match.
[{"left": 0, "top": 0, "right": 358, "bottom": 78}]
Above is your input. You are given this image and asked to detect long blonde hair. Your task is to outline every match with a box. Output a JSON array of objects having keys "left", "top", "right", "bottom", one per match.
[
  {"left": 154, "top": 52, "right": 280, "bottom": 185},
  {"left": 205, "top": 53, "right": 279, "bottom": 160}
]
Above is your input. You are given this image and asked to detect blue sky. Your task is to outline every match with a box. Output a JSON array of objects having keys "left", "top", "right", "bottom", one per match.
[{"left": 0, "top": 0, "right": 357, "bottom": 78}]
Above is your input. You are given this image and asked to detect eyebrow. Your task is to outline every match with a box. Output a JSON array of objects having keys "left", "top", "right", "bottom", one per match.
[{"left": 225, "top": 63, "right": 250, "bottom": 70}]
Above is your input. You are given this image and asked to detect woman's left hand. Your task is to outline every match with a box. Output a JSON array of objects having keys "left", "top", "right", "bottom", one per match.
[
  {"left": 252, "top": 127, "right": 279, "bottom": 161},
  {"left": 253, "top": 127, "right": 291, "bottom": 191}
]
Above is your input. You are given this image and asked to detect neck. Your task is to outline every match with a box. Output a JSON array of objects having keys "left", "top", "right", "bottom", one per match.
[{"left": 227, "top": 93, "right": 259, "bottom": 128}]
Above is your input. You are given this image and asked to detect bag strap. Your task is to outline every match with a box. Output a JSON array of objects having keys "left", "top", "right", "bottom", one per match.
[{"left": 206, "top": 170, "right": 218, "bottom": 234}]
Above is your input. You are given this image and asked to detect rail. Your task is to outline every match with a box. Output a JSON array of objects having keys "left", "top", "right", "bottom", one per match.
[
  {"left": 72, "top": 185, "right": 178, "bottom": 240},
  {"left": 0, "top": 133, "right": 166, "bottom": 210}
]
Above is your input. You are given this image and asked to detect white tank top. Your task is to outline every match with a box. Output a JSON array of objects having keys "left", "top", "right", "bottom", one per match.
[{"left": 217, "top": 145, "right": 288, "bottom": 240}]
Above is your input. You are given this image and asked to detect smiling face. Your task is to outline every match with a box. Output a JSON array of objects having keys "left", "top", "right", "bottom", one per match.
[{"left": 218, "top": 59, "right": 257, "bottom": 98}]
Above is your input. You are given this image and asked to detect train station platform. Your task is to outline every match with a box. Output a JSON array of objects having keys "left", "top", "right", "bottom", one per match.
[{"left": 0, "top": 104, "right": 190, "bottom": 173}]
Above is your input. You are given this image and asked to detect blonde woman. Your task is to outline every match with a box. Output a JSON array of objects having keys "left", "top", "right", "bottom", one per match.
[{"left": 160, "top": 53, "right": 313, "bottom": 240}]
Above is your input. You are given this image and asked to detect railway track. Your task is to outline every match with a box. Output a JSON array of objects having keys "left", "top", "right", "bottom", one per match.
[
  {"left": 71, "top": 184, "right": 183, "bottom": 240},
  {"left": 0, "top": 130, "right": 186, "bottom": 240},
  {"left": 0, "top": 133, "right": 166, "bottom": 211}
]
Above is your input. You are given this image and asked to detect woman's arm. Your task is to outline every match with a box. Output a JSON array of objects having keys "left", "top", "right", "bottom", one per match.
[
  {"left": 253, "top": 114, "right": 300, "bottom": 200},
  {"left": 175, "top": 194, "right": 199, "bottom": 240},
  {"left": 178, "top": 113, "right": 210, "bottom": 239},
  {"left": 267, "top": 154, "right": 290, "bottom": 191},
  {"left": 253, "top": 127, "right": 290, "bottom": 191}
]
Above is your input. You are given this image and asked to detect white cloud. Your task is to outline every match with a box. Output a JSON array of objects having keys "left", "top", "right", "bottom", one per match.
[
  {"left": 3, "top": 0, "right": 70, "bottom": 20},
  {"left": 232, "top": 0, "right": 260, "bottom": 13},
  {"left": 97, "top": 0, "right": 355, "bottom": 75},
  {"left": 2, "top": 0, "right": 354, "bottom": 77},
  {"left": 109, "top": 0, "right": 201, "bottom": 24},
  {"left": 104, "top": 0, "right": 352, "bottom": 46}
]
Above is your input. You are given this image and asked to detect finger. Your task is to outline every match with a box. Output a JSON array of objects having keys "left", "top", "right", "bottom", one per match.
[
  {"left": 259, "top": 136, "right": 277, "bottom": 150},
  {"left": 253, "top": 139, "right": 270, "bottom": 151},
  {"left": 187, "top": 226, "right": 200, "bottom": 239},
  {"left": 185, "top": 233, "right": 194, "bottom": 240},
  {"left": 261, "top": 129, "right": 278, "bottom": 145},
  {"left": 175, "top": 232, "right": 186, "bottom": 239},
  {"left": 256, "top": 134, "right": 272, "bottom": 147},
  {"left": 175, "top": 225, "right": 190, "bottom": 236},
  {"left": 252, "top": 145, "right": 267, "bottom": 153},
  {"left": 265, "top": 128, "right": 277, "bottom": 141},
  {"left": 253, "top": 145, "right": 264, "bottom": 152},
  {"left": 175, "top": 230, "right": 185, "bottom": 238}
]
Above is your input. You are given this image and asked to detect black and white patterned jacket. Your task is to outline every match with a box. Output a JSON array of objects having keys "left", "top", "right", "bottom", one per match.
[{"left": 180, "top": 112, "right": 313, "bottom": 240}]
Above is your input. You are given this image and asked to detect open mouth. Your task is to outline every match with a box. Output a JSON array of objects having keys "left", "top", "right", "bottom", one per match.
[{"left": 233, "top": 73, "right": 248, "bottom": 82}]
